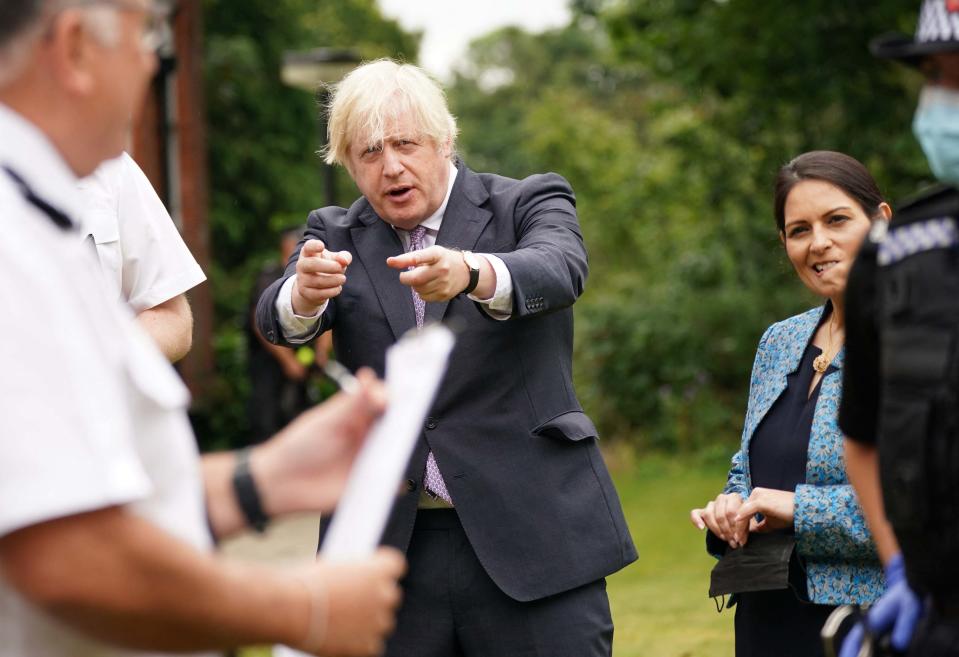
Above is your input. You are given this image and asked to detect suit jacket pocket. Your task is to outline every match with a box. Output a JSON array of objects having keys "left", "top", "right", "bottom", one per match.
[{"left": 532, "top": 410, "right": 598, "bottom": 442}]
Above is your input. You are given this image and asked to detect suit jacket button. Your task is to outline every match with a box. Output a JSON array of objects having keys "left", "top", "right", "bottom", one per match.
[
  {"left": 406, "top": 478, "right": 417, "bottom": 493},
  {"left": 426, "top": 417, "right": 437, "bottom": 430}
]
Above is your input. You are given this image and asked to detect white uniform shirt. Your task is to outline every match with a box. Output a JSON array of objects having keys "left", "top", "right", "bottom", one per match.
[
  {"left": 78, "top": 153, "right": 206, "bottom": 313},
  {"left": 276, "top": 162, "right": 514, "bottom": 341},
  {"left": 0, "top": 105, "right": 213, "bottom": 657}
]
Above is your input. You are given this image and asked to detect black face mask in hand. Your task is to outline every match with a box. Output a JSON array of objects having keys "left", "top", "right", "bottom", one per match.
[{"left": 708, "top": 532, "right": 795, "bottom": 599}]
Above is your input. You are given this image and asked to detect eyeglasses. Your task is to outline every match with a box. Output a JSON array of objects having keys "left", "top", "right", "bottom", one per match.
[{"left": 56, "top": 0, "right": 173, "bottom": 54}]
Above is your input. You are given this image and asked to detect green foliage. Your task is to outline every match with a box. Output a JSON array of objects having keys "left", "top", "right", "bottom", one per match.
[
  {"left": 448, "top": 1, "right": 928, "bottom": 451},
  {"left": 198, "top": 0, "right": 418, "bottom": 446}
]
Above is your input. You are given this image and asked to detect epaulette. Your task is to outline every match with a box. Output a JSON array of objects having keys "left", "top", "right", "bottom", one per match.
[{"left": 877, "top": 216, "right": 958, "bottom": 266}]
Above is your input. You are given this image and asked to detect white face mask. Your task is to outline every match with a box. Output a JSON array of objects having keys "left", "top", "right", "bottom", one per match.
[{"left": 913, "top": 85, "right": 959, "bottom": 185}]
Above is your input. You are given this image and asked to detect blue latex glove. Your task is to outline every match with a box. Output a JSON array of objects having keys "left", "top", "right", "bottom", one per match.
[{"left": 839, "top": 554, "right": 924, "bottom": 657}]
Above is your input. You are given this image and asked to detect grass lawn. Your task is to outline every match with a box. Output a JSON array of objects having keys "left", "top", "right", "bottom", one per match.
[
  {"left": 242, "top": 453, "right": 736, "bottom": 657},
  {"left": 608, "top": 453, "right": 734, "bottom": 657}
]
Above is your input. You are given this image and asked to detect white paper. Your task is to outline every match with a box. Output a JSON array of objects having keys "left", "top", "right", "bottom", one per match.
[
  {"left": 276, "top": 324, "right": 454, "bottom": 657},
  {"left": 320, "top": 323, "right": 455, "bottom": 559}
]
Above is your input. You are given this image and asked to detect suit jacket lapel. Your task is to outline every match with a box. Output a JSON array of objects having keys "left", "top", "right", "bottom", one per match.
[
  {"left": 350, "top": 204, "right": 417, "bottom": 340},
  {"left": 427, "top": 164, "right": 493, "bottom": 324}
]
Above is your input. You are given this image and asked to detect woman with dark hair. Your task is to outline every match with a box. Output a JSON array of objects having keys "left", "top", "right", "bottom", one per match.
[{"left": 690, "top": 151, "right": 890, "bottom": 657}]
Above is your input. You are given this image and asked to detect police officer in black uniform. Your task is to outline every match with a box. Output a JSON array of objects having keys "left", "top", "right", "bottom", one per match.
[{"left": 839, "top": 2, "right": 959, "bottom": 656}]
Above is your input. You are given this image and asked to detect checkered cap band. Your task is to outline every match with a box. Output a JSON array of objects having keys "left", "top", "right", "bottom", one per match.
[
  {"left": 877, "top": 217, "right": 959, "bottom": 266},
  {"left": 917, "top": 0, "right": 959, "bottom": 45}
]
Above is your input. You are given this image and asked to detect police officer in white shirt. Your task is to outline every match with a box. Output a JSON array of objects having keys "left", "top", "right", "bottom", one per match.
[
  {"left": 0, "top": 2, "right": 404, "bottom": 656},
  {"left": 79, "top": 152, "right": 205, "bottom": 362}
]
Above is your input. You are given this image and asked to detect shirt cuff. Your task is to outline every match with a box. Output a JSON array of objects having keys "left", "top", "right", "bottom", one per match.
[
  {"left": 469, "top": 254, "right": 512, "bottom": 320},
  {"left": 276, "top": 275, "right": 327, "bottom": 342}
]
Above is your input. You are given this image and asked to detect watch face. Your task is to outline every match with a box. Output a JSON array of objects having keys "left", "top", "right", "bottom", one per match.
[
  {"left": 463, "top": 251, "right": 481, "bottom": 271},
  {"left": 460, "top": 250, "right": 481, "bottom": 295}
]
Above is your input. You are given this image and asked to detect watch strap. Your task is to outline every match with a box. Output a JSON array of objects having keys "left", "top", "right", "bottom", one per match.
[
  {"left": 232, "top": 447, "right": 269, "bottom": 533},
  {"left": 460, "top": 250, "right": 480, "bottom": 295}
]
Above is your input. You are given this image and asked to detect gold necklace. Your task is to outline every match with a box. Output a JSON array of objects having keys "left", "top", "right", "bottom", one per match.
[{"left": 812, "top": 315, "right": 838, "bottom": 373}]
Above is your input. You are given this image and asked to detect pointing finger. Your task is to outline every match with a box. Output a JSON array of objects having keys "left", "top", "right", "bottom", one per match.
[
  {"left": 301, "top": 239, "right": 326, "bottom": 258},
  {"left": 385, "top": 254, "right": 408, "bottom": 270},
  {"left": 387, "top": 253, "right": 420, "bottom": 270},
  {"left": 387, "top": 248, "right": 441, "bottom": 270}
]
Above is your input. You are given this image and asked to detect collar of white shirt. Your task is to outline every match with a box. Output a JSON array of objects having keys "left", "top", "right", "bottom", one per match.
[
  {"left": 397, "top": 160, "right": 459, "bottom": 244},
  {"left": 0, "top": 103, "right": 82, "bottom": 227}
]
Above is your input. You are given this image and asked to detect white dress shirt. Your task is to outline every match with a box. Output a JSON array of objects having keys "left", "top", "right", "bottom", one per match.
[{"left": 276, "top": 161, "right": 513, "bottom": 342}]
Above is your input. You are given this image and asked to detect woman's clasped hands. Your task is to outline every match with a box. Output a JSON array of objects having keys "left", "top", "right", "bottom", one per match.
[{"left": 690, "top": 488, "right": 796, "bottom": 549}]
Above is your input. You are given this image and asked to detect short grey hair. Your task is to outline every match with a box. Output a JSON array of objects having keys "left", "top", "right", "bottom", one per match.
[
  {"left": 0, "top": 0, "right": 120, "bottom": 87},
  {"left": 325, "top": 59, "right": 458, "bottom": 167},
  {"left": 76, "top": 6, "right": 121, "bottom": 46}
]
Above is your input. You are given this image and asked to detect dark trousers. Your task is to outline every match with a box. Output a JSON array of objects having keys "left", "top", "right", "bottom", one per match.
[
  {"left": 385, "top": 509, "right": 613, "bottom": 657},
  {"left": 734, "top": 588, "right": 835, "bottom": 657}
]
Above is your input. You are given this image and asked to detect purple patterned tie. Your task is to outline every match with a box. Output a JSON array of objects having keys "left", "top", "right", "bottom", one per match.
[
  {"left": 407, "top": 225, "right": 453, "bottom": 504},
  {"left": 408, "top": 225, "right": 428, "bottom": 327}
]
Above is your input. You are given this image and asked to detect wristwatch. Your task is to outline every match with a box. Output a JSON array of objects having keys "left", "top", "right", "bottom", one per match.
[
  {"left": 460, "top": 250, "right": 481, "bottom": 295},
  {"left": 232, "top": 447, "right": 269, "bottom": 533}
]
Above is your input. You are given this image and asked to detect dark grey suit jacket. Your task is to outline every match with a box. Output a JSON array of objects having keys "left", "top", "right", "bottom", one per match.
[{"left": 256, "top": 161, "right": 637, "bottom": 602}]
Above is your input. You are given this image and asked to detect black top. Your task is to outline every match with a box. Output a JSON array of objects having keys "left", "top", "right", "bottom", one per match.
[
  {"left": 839, "top": 184, "right": 959, "bottom": 444},
  {"left": 837, "top": 238, "right": 881, "bottom": 444},
  {"left": 750, "top": 313, "right": 838, "bottom": 492}
]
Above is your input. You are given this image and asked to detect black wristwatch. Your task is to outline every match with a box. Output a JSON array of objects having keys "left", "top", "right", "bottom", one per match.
[
  {"left": 460, "top": 250, "right": 481, "bottom": 295},
  {"left": 232, "top": 447, "right": 269, "bottom": 533}
]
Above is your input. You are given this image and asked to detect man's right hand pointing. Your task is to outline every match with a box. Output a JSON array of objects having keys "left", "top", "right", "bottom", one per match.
[{"left": 292, "top": 239, "right": 353, "bottom": 316}]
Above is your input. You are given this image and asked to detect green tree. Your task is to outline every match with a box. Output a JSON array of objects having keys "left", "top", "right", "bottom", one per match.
[{"left": 448, "top": 0, "right": 928, "bottom": 452}]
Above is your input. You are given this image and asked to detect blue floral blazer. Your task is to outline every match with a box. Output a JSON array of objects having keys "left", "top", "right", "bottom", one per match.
[{"left": 722, "top": 306, "right": 884, "bottom": 605}]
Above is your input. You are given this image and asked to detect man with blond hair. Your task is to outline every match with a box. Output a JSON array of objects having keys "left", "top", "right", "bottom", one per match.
[
  {"left": 0, "top": 2, "right": 404, "bottom": 656},
  {"left": 257, "top": 58, "right": 637, "bottom": 657}
]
